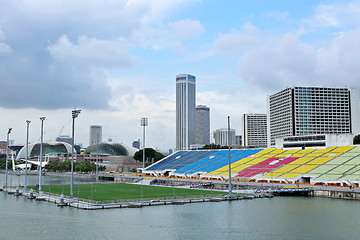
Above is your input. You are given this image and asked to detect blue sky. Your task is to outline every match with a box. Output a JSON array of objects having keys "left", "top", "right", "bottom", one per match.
[{"left": 1, "top": 0, "right": 360, "bottom": 151}]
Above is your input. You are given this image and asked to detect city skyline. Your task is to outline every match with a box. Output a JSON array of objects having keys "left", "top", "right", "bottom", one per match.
[{"left": 1, "top": 1, "right": 360, "bottom": 150}]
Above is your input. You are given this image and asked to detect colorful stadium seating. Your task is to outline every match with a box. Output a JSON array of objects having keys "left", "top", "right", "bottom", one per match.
[{"left": 145, "top": 145, "right": 360, "bottom": 184}]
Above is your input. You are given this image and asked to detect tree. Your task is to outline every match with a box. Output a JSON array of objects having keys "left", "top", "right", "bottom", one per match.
[
  {"left": 0, "top": 158, "right": 12, "bottom": 169},
  {"left": 354, "top": 134, "right": 360, "bottom": 145},
  {"left": 134, "top": 148, "right": 165, "bottom": 165},
  {"left": 45, "top": 160, "right": 99, "bottom": 173}
]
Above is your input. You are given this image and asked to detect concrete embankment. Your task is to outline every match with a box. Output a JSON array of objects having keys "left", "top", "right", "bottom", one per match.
[{"left": 314, "top": 189, "right": 360, "bottom": 200}]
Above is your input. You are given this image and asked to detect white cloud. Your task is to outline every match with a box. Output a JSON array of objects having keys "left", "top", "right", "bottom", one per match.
[
  {"left": 236, "top": 27, "right": 360, "bottom": 92},
  {"left": 0, "top": 24, "right": 12, "bottom": 54},
  {"left": 315, "top": 29, "right": 360, "bottom": 86},
  {"left": 169, "top": 18, "right": 205, "bottom": 39},
  {"left": 0, "top": 0, "right": 202, "bottom": 113},
  {"left": 306, "top": 2, "right": 360, "bottom": 28},
  {"left": 0, "top": 25, "right": 5, "bottom": 41},
  {"left": 0, "top": 42, "right": 12, "bottom": 54},
  {"left": 132, "top": 18, "right": 204, "bottom": 52},
  {"left": 266, "top": 11, "right": 289, "bottom": 21},
  {"left": 214, "top": 23, "right": 260, "bottom": 59},
  {"left": 48, "top": 35, "right": 133, "bottom": 68}
]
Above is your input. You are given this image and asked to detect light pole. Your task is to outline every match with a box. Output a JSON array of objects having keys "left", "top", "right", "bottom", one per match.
[
  {"left": 39, "top": 117, "right": 45, "bottom": 194},
  {"left": 4, "top": 128, "right": 12, "bottom": 190},
  {"left": 228, "top": 116, "right": 232, "bottom": 197},
  {"left": 140, "top": 117, "right": 148, "bottom": 202},
  {"left": 70, "top": 109, "right": 81, "bottom": 199},
  {"left": 141, "top": 118, "right": 148, "bottom": 171},
  {"left": 24, "top": 120, "right": 31, "bottom": 192},
  {"left": 96, "top": 133, "right": 99, "bottom": 184}
]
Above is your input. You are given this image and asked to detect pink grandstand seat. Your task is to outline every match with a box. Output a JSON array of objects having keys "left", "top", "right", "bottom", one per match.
[{"left": 235, "top": 157, "right": 298, "bottom": 178}]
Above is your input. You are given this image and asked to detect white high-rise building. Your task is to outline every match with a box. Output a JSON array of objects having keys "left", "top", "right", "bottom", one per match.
[
  {"left": 195, "top": 105, "right": 210, "bottom": 146},
  {"left": 267, "top": 86, "right": 360, "bottom": 147},
  {"left": 213, "top": 128, "right": 236, "bottom": 146},
  {"left": 242, "top": 114, "right": 268, "bottom": 148},
  {"left": 89, "top": 125, "right": 102, "bottom": 146},
  {"left": 176, "top": 74, "right": 196, "bottom": 150}
]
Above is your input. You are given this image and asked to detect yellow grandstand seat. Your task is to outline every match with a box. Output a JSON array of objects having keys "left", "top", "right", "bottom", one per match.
[{"left": 280, "top": 173, "right": 301, "bottom": 179}]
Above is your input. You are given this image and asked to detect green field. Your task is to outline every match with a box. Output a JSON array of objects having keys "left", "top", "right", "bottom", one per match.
[{"left": 28, "top": 183, "right": 226, "bottom": 202}]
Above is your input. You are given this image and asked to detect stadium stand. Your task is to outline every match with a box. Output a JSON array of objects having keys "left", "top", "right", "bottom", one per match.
[{"left": 144, "top": 145, "right": 360, "bottom": 185}]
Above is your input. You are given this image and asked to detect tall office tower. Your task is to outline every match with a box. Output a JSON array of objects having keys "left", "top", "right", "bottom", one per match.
[
  {"left": 89, "top": 125, "right": 102, "bottom": 146},
  {"left": 195, "top": 105, "right": 210, "bottom": 146},
  {"left": 267, "top": 87, "right": 360, "bottom": 147},
  {"left": 213, "top": 128, "right": 236, "bottom": 146},
  {"left": 242, "top": 114, "right": 268, "bottom": 148},
  {"left": 176, "top": 74, "right": 196, "bottom": 150}
]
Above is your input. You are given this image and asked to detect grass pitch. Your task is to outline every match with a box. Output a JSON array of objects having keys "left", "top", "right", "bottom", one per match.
[{"left": 29, "top": 183, "right": 226, "bottom": 202}]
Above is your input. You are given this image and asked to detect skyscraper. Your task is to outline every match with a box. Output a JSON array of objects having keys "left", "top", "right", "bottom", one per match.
[
  {"left": 213, "top": 128, "right": 236, "bottom": 146},
  {"left": 89, "top": 125, "right": 102, "bottom": 146},
  {"left": 267, "top": 86, "right": 360, "bottom": 147},
  {"left": 242, "top": 113, "right": 268, "bottom": 148},
  {"left": 176, "top": 74, "right": 196, "bottom": 150},
  {"left": 195, "top": 105, "right": 210, "bottom": 146}
]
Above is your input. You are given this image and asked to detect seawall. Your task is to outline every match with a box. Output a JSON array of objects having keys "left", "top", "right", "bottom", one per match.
[{"left": 314, "top": 190, "right": 360, "bottom": 200}]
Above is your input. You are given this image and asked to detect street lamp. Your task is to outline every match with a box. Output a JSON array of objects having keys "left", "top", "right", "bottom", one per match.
[
  {"left": 140, "top": 117, "right": 148, "bottom": 202},
  {"left": 39, "top": 117, "right": 45, "bottom": 194},
  {"left": 70, "top": 109, "right": 81, "bottom": 199},
  {"left": 24, "top": 120, "right": 31, "bottom": 192},
  {"left": 4, "top": 128, "right": 12, "bottom": 190}
]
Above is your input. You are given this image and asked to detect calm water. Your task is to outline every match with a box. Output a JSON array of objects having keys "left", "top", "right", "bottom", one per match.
[{"left": 1, "top": 173, "right": 360, "bottom": 240}]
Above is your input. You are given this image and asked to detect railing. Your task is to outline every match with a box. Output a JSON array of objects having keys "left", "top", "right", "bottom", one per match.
[{"left": 50, "top": 193, "right": 228, "bottom": 205}]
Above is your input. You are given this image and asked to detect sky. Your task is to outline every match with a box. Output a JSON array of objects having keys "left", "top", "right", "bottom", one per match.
[{"left": 1, "top": 0, "right": 360, "bottom": 152}]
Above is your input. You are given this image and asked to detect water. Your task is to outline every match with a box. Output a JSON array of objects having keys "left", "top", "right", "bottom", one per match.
[{"left": 1, "top": 174, "right": 360, "bottom": 240}]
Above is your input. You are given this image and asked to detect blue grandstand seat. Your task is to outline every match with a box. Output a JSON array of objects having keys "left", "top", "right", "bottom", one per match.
[{"left": 175, "top": 149, "right": 262, "bottom": 175}]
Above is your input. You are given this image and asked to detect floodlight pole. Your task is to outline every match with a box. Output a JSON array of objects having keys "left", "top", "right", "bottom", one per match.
[
  {"left": 4, "top": 128, "right": 12, "bottom": 190},
  {"left": 141, "top": 118, "right": 148, "bottom": 171},
  {"left": 140, "top": 117, "right": 148, "bottom": 202},
  {"left": 39, "top": 117, "right": 45, "bottom": 194},
  {"left": 96, "top": 138, "right": 99, "bottom": 184},
  {"left": 228, "top": 116, "right": 232, "bottom": 197},
  {"left": 70, "top": 109, "right": 81, "bottom": 199},
  {"left": 24, "top": 120, "right": 31, "bottom": 192}
]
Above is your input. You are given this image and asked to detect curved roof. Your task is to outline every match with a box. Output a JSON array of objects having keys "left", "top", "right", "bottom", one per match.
[
  {"left": 16, "top": 142, "right": 73, "bottom": 160},
  {"left": 85, "top": 142, "right": 137, "bottom": 157}
]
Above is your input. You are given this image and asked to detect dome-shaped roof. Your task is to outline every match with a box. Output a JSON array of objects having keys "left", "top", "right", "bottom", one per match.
[
  {"left": 16, "top": 142, "right": 73, "bottom": 160},
  {"left": 85, "top": 142, "right": 137, "bottom": 156}
]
